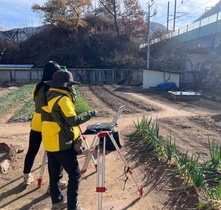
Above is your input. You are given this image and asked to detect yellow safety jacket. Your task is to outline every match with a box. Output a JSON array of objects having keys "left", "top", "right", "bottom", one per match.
[
  {"left": 31, "top": 84, "right": 45, "bottom": 132},
  {"left": 41, "top": 88, "right": 93, "bottom": 152}
]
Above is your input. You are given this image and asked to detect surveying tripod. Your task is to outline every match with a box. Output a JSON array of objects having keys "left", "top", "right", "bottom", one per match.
[
  {"left": 37, "top": 125, "right": 97, "bottom": 188},
  {"left": 80, "top": 129, "right": 143, "bottom": 210}
]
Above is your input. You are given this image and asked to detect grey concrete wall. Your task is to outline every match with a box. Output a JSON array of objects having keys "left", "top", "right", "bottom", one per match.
[{"left": 0, "top": 68, "right": 143, "bottom": 85}]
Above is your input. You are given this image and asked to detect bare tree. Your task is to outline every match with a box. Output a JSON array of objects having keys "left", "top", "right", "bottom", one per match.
[
  {"left": 186, "top": 59, "right": 200, "bottom": 83},
  {"left": 2, "top": 29, "right": 21, "bottom": 43},
  {"left": 98, "top": 0, "right": 121, "bottom": 36}
]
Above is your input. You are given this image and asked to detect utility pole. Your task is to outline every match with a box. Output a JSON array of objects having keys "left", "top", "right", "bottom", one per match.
[
  {"left": 173, "top": 0, "right": 177, "bottom": 31},
  {"left": 147, "top": 1, "right": 155, "bottom": 69},
  {"left": 167, "top": 2, "right": 170, "bottom": 33},
  {"left": 147, "top": 3, "right": 151, "bottom": 69}
]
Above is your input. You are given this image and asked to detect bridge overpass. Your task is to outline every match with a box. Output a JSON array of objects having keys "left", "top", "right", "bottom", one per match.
[
  {"left": 149, "top": 11, "right": 221, "bottom": 84},
  {"left": 151, "top": 11, "right": 221, "bottom": 53}
]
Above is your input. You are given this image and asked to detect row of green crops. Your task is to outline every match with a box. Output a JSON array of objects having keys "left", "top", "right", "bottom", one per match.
[
  {"left": 129, "top": 116, "right": 221, "bottom": 209},
  {"left": 0, "top": 84, "right": 92, "bottom": 122},
  {"left": 0, "top": 84, "right": 34, "bottom": 114}
]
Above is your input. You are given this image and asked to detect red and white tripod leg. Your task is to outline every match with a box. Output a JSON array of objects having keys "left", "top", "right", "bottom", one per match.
[
  {"left": 82, "top": 135, "right": 97, "bottom": 170},
  {"left": 37, "top": 151, "right": 47, "bottom": 188},
  {"left": 79, "top": 125, "right": 97, "bottom": 170},
  {"left": 80, "top": 135, "right": 98, "bottom": 180},
  {"left": 96, "top": 133, "right": 107, "bottom": 210}
]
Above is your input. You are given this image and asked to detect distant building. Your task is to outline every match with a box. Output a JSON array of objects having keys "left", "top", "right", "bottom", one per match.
[{"left": 143, "top": 69, "right": 181, "bottom": 89}]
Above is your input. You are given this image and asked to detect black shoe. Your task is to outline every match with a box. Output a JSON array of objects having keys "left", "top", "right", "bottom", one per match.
[{"left": 51, "top": 198, "right": 67, "bottom": 210}]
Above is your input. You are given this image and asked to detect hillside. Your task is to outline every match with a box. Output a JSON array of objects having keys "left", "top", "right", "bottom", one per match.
[{"left": 0, "top": 25, "right": 46, "bottom": 42}]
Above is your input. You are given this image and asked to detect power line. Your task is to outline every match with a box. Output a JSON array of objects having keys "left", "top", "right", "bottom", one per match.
[{"left": 151, "top": 0, "right": 220, "bottom": 30}]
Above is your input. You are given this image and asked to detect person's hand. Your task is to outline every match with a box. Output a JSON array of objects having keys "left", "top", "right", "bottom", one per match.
[
  {"left": 90, "top": 110, "right": 98, "bottom": 117},
  {"left": 74, "top": 138, "right": 85, "bottom": 155},
  {"left": 69, "top": 86, "right": 77, "bottom": 103}
]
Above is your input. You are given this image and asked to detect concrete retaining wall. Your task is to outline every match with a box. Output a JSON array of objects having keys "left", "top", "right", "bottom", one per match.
[
  {"left": 0, "top": 68, "right": 143, "bottom": 84},
  {"left": 0, "top": 68, "right": 143, "bottom": 85}
]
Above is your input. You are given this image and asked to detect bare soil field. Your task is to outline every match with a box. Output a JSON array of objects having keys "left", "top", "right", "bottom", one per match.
[{"left": 1, "top": 84, "right": 221, "bottom": 210}]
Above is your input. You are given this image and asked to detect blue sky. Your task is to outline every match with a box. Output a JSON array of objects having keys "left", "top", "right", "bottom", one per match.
[
  {"left": 0, "top": 0, "right": 46, "bottom": 29},
  {"left": 0, "top": 0, "right": 220, "bottom": 30}
]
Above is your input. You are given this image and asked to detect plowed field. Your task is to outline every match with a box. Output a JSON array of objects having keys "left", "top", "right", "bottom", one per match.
[{"left": 1, "top": 84, "right": 221, "bottom": 210}]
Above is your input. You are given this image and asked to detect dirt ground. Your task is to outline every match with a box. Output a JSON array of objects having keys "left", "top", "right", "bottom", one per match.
[{"left": 1, "top": 84, "right": 221, "bottom": 210}]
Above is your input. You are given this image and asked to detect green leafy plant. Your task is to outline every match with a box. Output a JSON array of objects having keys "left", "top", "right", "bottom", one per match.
[
  {"left": 208, "top": 139, "right": 221, "bottom": 170},
  {"left": 191, "top": 169, "right": 205, "bottom": 188},
  {"left": 177, "top": 153, "right": 201, "bottom": 185},
  {"left": 75, "top": 88, "right": 92, "bottom": 114},
  {"left": 11, "top": 99, "right": 34, "bottom": 120},
  {"left": 207, "top": 182, "right": 221, "bottom": 200},
  {"left": 0, "top": 84, "right": 34, "bottom": 114},
  {"left": 197, "top": 200, "right": 221, "bottom": 210},
  {"left": 164, "top": 133, "right": 179, "bottom": 162},
  {"left": 129, "top": 116, "right": 150, "bottom": 140},
  {"left": 129, "top": 116, "right": 221, "bottom": 207}
]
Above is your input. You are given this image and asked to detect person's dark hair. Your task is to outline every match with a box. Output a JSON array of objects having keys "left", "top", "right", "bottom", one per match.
[{"left": 34, "top": 61, "right": 61, "bottom": 96}]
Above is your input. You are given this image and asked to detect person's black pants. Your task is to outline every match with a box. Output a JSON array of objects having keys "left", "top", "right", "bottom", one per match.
[
  {"left": 47, "top": 146, "right": 80, "bottom": 210},
  {"left": 23, "top": 130, "right": 42, "bottom": 174}
]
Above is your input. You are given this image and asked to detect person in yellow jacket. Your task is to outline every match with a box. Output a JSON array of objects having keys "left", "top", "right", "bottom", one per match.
[
  {"left": 41, "top": 70, "right": 98, "bottom": 210},
  {"left": 23, "top": 61, "right": 66, "bottom": 192}
]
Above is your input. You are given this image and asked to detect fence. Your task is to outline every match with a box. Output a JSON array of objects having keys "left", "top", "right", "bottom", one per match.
[{"left": 0, "top": 68, "right": 143, "bottom": 85}]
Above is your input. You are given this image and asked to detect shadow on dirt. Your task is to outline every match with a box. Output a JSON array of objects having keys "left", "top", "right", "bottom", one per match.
[
  {"left": 211, "top": 114, "right": 221, "bottom": 122},
  {"left": 0, "top": 164, "right": 49, "bottom": 210},
  {"left": 16, "top": 192, "right": 50, "bottom": 210},
  {"left": 0, "top": 183, "right": 48, "bottom": 210},
  {"left": 121, "top": 197, "right": 142, "bottom": 210}
]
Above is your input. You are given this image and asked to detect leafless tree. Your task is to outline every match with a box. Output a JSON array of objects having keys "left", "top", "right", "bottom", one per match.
[{"left": 98, "top": 0, "right": 121, "bottom": 36}]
